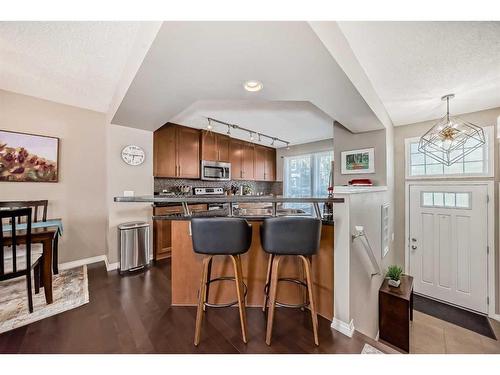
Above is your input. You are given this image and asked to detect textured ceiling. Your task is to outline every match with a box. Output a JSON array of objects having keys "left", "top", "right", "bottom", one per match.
[
  {"left": 0, "top": 21, "right": 143, "bottom": 112},
  {"left": 338, "top": 21, "right": 500, "bottom": 126},
  {"left": 170, "top": 100, "right": 334, "bottom": 147},
  {"left": 112, "top": 21, "right": 383, "bottom": 135}
]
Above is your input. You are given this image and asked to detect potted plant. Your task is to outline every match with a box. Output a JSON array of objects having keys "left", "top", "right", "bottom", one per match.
[{"left": 386, "top": 265, "right": 403, "bottom": 287}]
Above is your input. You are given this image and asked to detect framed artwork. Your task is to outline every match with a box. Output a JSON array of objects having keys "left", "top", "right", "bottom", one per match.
[
  {"left": 341, "top": 147, "right": 375, "bottom": 174},
  {"left": 0, "top": 129, "right": 59, "bottom": 182}
]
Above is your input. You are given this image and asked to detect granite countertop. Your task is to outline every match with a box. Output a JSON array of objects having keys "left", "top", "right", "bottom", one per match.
[{"left": 114, "top": 195, "right": 344, "bottom": 204}]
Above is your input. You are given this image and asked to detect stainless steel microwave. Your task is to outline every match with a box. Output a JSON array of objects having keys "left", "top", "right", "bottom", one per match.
[{"left": 201, "top": 160, "right": 231, "bottom": 181}]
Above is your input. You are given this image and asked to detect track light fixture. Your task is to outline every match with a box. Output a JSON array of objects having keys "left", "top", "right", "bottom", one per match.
[{"left": 206, "top": 117, "right": 289, "bottom": 148}]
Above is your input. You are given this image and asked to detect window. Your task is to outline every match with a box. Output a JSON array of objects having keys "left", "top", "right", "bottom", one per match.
[
  {"left": 405, "top": 126, "right": 493, "bottom": 178},
  {"left": 421, "top": 191, "right": 471, "bottom": 209},
  {"left": 283, "top": 151, "right": 333, "bottom": 212}
]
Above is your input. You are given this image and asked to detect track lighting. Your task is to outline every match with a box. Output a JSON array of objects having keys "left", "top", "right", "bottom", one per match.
[{"left": 206, "top": 117, "right": 289, "bottom": 148}]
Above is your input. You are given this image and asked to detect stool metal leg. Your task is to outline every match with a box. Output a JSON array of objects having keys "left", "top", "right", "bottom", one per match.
[
  {"left": 230, "top": 254, "right": 248, "bottom": 343},
  {"left": 194, "top": 256, "right": 212, "bottom": 346},
  {"left": 265, "top": 255, "right": 282, "bottom": 346},
  {"left": 262, "top": 254, "right": 274, "bottom": 312},
  {"left": 300, "top": 255, "right": 319, "bottom": 346}
]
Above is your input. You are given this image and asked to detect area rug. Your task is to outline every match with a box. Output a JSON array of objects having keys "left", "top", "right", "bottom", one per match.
[
  {"left": 361, "top": 343, "right": 383, "bottom": 354},
  {"left": 413, "top": 294, "right": 496, "bottom": 340},
  {"left": 0, "top": 266, "right": 89, "bottom": 334}
]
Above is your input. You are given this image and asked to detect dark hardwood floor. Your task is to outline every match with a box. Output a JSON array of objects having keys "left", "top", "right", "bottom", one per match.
[{"left": 0, "top": 260, "right": 392, "bottom": 354}]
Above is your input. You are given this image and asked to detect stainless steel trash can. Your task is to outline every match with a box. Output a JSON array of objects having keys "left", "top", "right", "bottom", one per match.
[{"left": 118, "top": 221, "right": 150, "bottom": 273}]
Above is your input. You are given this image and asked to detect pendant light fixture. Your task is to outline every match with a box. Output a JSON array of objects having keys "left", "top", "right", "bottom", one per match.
[{"left": 418, "top": 94, "right": 485, "bottom": 166}]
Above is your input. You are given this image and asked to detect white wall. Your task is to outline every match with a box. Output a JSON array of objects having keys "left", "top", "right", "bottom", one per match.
[
  {"left": 333, "top": 122, "right": 387, "bottom": 186},
  {"left": 106, "top": 124, "right": 153, "bottom": 264},
  {"left": 0, "top": 89, "right": 108, "bottom": 263}
]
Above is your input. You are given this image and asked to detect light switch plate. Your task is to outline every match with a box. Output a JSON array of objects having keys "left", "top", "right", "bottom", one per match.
[{"left": 124, "top": 190, "right": 134, "bottom": 197}]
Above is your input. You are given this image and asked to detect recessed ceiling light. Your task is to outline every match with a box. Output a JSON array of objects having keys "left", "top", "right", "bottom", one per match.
[{"left": 244, "top": 80, "right": 263, "bottom": 92}]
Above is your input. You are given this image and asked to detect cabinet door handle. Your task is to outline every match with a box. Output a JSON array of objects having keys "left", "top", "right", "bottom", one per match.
[{"left": 179, "top": 165, "right": 181, "bottom": 176}]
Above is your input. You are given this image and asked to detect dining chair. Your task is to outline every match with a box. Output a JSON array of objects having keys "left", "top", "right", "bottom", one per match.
[
  {"left": 0, "top": 200, "right": 59, "bottom": 274},
  {"left": 0, "top": 208, "right": 43, "bottom": 313},
  {"left": 0, "top": 200, "right": 48, "bottom": 223}
]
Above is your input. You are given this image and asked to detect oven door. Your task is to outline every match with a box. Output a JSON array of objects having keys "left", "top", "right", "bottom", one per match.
[{"left": 201, "top": 161, "right": 231, "bottom": 181}]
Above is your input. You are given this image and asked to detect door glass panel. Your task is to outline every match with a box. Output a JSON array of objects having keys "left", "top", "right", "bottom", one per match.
[
  {"left": 433, "top": 192, "right": 444, "bottom": 206},
  {"left": 422, "top": 192, "right": 434, "bottom": 206},
  {"left": 444, "top": 193, "right": 455, "bottom": 207},
  {"left": 455, "top": 193, "right": 471, "bottom": 209}
]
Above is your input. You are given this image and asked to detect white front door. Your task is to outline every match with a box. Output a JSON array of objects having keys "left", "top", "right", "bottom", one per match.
[{"left": 409, "top": 184, "right": 488, "bottom": 313}]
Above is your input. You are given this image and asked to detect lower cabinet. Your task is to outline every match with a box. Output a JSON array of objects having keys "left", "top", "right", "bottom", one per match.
[{"left": 153, "top": 204, "right": 207, "bottom": 260}]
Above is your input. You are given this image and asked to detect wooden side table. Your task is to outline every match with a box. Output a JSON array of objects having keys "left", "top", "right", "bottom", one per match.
[{"left": 378, "top": 275, "right": 414, "bottom": 352}]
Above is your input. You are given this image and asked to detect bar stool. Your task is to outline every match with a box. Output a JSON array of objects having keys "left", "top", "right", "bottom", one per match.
[
  {"left": 260, "top": 217, "right": 322, "bottom": 346},
  {"left": 191, "top": 217, "right": 252, "bottom": 346}
]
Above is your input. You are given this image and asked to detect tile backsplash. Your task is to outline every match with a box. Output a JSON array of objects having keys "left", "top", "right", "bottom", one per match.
[{"left": 154, "top": 178, "right": 283, "bottom": 196}]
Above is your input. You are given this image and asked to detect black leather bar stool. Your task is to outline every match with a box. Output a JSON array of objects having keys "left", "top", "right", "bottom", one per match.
[
  {"left": 191, "top": 217, "right": 252, "bottom": 346},
  {"left": 260, "top": 217, "right": 322, "bottom": 346}
]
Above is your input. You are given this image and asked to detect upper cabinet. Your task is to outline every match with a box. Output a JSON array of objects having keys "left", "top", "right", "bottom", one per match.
[
  {"left": 201, "top": 131, "right": 230, "bottom": 162},
  {"left": 255, "top": 145, "right": 276, "bottom": 181},
  {"left": 154, "top": 123, "right": 276, "bottom": 181},
  {"left": 154, "top": 123, "right": 200, "bottom": 178}
]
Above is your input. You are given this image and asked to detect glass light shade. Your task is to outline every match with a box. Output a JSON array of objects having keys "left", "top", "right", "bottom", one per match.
[{"left": 418, "top": 114, "right": 485, "bottom": 166}]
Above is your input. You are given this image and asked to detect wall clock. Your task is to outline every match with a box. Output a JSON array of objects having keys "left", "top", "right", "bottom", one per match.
[{"left": 121, "top": 145, "right": 145, "bottom": 166}]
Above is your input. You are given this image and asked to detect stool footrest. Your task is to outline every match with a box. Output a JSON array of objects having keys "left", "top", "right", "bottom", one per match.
[
  {"left": 264, "top": 277, "right": 309, "bottom": 309},
  {"left": 204, "top": 276, "right": 248, "bottom": 309}
]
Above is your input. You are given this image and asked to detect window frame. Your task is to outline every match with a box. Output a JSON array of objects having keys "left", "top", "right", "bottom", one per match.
[
  {"left": 405, "top": 126, "right": 494, "bottom": 180},
  {"left": 283, "top": 150, "right": 333, "bottom": 198}
]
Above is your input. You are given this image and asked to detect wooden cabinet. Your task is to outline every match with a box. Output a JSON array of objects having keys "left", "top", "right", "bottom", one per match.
[
  {"left": 230, "top": 139, "right": 255, "bottom": 180},
  {"left": 200, "top": 131, "right": 230, "bottom": 162},
  {"left": 153, "top": 204, "right": 207, "bottom": 260},
  {"left": 177, "top": 126, "right": 200, "bottom": 178},
  {"left": 229, "top": 139, "right": 244, "bottom": 179},
  {"left": 154, "top": 123, "right": 275, "bottom": 182},
  {"left": 154, "top": 124, "right": 200, "bottom": 178},
  {"left": 254, "top": 145, "right": 276, "bottom": 181},
  {"left": 264, "top": 147, "right": 276, "bottom": 181},
  {"left": 216, "top": 134, "right": 230, "bottom": 162},
  {"left": 242, "top": 143, "right": 255, "bottom": 180},
  {"left": 379, "top": 275, "right": 414, "bottom": 353},
  {"left": 154, "top": 125, "right": 177, "bottom": 177}
]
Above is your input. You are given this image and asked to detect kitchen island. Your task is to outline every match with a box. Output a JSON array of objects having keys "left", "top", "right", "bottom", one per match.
[{"left": 114, "top": 195, "right": 343, "bottom": 320}]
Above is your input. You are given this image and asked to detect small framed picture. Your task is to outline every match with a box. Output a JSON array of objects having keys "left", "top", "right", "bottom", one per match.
[{"left": 341, "top": 148, "right": 375, "bottom": 174}]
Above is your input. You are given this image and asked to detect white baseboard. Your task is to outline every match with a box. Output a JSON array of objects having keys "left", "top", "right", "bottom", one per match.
[
  {"left": 59, "top": 254, "right": 118, "bottom": 272},
  {"left": 59, "top": 255, "right": 107, "bottom": 271},
  {"left": 104, "top": 257, "right": 119, "bottom": 271},
  {"left": 490, "top": 314, "right": 500, "bottom": 323},
  {"left": 331, "top": 318, "right": 355, "bottom": 338}
]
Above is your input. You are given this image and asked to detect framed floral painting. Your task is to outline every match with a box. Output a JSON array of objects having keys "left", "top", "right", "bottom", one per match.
[{"left": 0, "top": 129, "right": 59, "bottom": 182}]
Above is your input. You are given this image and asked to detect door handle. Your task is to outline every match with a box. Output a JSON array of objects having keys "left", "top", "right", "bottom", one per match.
[
  {"left": 411, "top": 238, "right": 417, "bottom": 242},
  {"left": 411, "top": 245, "right": 417, "bottom": 250}
]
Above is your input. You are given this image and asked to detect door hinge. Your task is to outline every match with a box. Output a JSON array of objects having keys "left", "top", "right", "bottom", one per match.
[
  {"left": 487, "top": 194, "right": 490, "bottom": 203},
  {"left": 487, "top": 246, "right": 490, "bottom": 255},
  {"left": 487, "top": 296, "right": 489, "bottom": 305}
]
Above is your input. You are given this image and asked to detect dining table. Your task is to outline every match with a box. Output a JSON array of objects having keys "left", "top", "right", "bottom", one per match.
[{"left": 2, "top": 220, "right": 61, "bottom": 305}]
